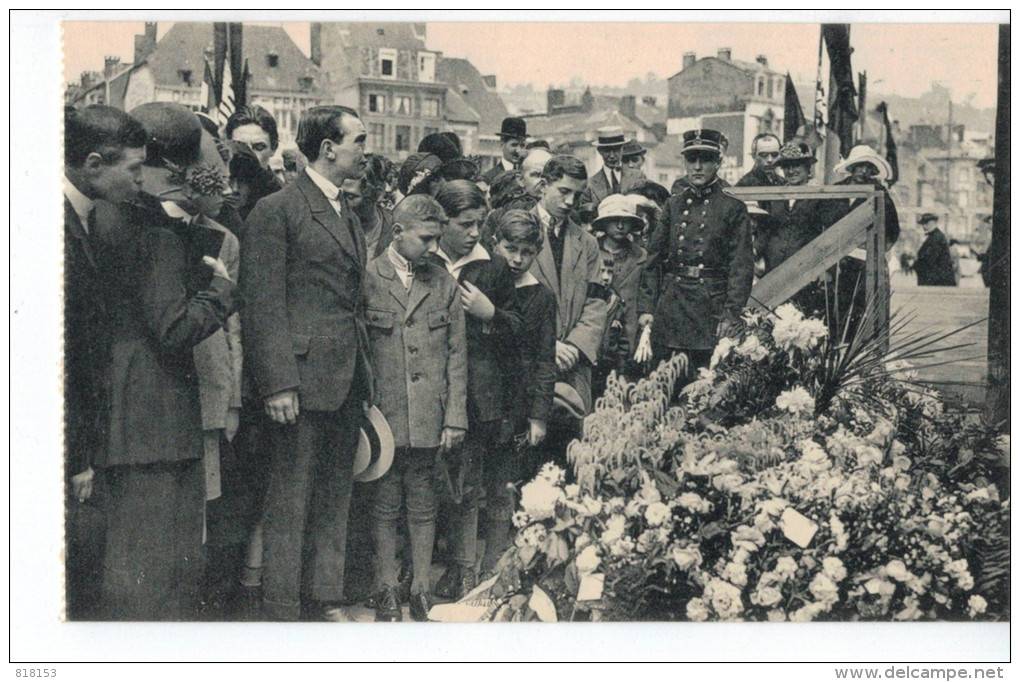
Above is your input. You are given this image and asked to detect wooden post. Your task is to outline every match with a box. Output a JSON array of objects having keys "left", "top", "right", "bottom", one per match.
[
  {"left": 873, "top": 190, "right": 888, "bottom": 350},
  {"left": 985, "top": 24, "right": 1010, "bottom": 430}
]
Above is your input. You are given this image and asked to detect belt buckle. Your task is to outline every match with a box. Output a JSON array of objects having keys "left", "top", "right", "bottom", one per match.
[{"left": 682, "top": 265, "right": 701, "bottom": 278}]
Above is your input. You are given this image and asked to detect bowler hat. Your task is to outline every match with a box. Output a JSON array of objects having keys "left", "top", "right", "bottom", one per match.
[
  {"left": 681, "top": 128, "right": 724, "bottom": 155},
  {"left": 592, "top": 126, "right": 628, "bottom": 148},
  {"left": 918, "top": 213, "right": 939, "bottom": 225},
  {"left": 525, "top": 138, "right": 550, "bottom": 150},
  {"left": 418, "top": 132, "right": 463, "bottom": 162},
  {"left": 775, "top": 141, "right": 817, "bottom": 166},
  {"left": 621, "top": 140, "right": 646, "bottom": 158},
  {"left": 354, "top": 405, "right": 395, "bottom": 483},
  {"left": 497, "top": 117, "right": 527, "bottom": 140},
  {"left": 129, "top": 102, "right": 203, "bottom": 168}
]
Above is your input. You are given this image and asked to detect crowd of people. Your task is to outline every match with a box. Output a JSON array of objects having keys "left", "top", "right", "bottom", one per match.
[{"left": 64, "top": 101, "right": 903, "bottom": 623}]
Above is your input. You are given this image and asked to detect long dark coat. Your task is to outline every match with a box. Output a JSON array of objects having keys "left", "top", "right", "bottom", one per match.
[
  {"left": 436, "top": 247, "right": 523, "bottom": 425},
  {"left": 915, "top": 228, "right": 957, "bottom": 286},
  {"left": 94, "top": 195, "right": 239, "bottom": 468},
  {"left": 64, "top": 197, "right": 110, "bottom": 477},
  {"left": 240, "top": 170, "right": 372, "bottom": 411},
  {"left": 639, "top": 181, "right": 754, "bottom": 350}
]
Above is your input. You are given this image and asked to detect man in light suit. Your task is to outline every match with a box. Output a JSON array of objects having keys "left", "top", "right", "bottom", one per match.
[
  {"left": 240, "top": 105, "right": 372, "bottom": 622},
  {"left": 528, "top": 155, "right": 608, "bottom": 467}
]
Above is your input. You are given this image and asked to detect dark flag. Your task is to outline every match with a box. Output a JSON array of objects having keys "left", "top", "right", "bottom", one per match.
[
  {"left": 822, "top": 23, "right": 858, "bottom": 158},
  {"left": 784, "top": 72, "right": 806, "bottom": 141},
  {"left": 212, "top": 22, "right": 246, "bottom": 125},
  {"left": 875, "top": 101, "right": 899, "bottom": 187}
]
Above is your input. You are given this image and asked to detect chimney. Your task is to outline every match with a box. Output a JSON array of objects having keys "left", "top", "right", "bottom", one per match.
[
  {"left": 717, "top": 47, "right": 731, "bottom": 61},
  {"left": 482, "top": 75, "right": 497, "bottom": 91},
  {"left": 103, "top": 56, "right": 121, "bottom": 80},
  {"left": 619, "top": 95, "right": 636, "bottom": 119},
  {"left": 547, "top": 88, "right": 565, "bottom": 113},
  {"left": 134, "top": 22, "right": 157, "bottom": 63},
  {"left": 682, "top": 51, "right": 696, "bottom": 70},
  {"left": 310, "top": 22, "right": 322, "bottom": 66},
  {"left": 755, "top": 54, "right": 768, "bottom": 68}
]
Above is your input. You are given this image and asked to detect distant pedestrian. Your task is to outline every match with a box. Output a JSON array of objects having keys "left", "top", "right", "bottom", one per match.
[{"left": 914, "top": 213, "right": 956, "bottom": 286}]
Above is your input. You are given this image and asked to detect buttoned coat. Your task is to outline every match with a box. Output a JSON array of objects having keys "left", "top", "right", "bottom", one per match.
[
  {"left": 241, "top": 170, "right": 372, "bottom": 411},
  {"left": 639, "top": 181, "right": 754, "bottom": 350},
  {"left": 94, "top": 195, "right": 239, "bottom": 468},
  {"left": 64, "top": 197, "right": 110, "bottom": 477},
  {"left": 528, "top": 207, "right": 608, "bottom": 413},
  {"left": 364, "top": 255, "right": 468, "bottom": 448},
  {"left": 581, "top": 166, "right": 643, "bottom": 210}
]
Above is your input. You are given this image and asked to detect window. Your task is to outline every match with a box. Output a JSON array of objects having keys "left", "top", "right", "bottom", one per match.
[
  {"left": 766, "top": 77, "right": 773, "bottom": 99},
  {"left": 368, "top": 93, "right": 386, "bottom": 114},
  {"left": 267, "top": 53, "right": 279, "bottom": 68},
  {"left": 423, "top": 126, "right": 439, "bottom": 139},
  {"left": 394, "top": 95, "right": 412, "bottom": 116},
  {"left": 299, "top": 77, "right": 313, "bottom": 92},
  {"left": 418, "top": 52, "right": 436, "bottom": 83},
  {"left": 757, "top": 76, "right": 764, "bottom": 97},
  {"left": 423, "top": 98, "right": 439, "bottom": 118},
  {"left": 395, "top": 125, "right": 411, "bottom": 152},
  {"left": 178, "top": 69, "right": 192, "bottom": 86},
  {"left": 379, "top": 48, "right": 397, "bottom": 79},
  {"left": 369, "top": 123, "right": 386, "bottom": 152}
]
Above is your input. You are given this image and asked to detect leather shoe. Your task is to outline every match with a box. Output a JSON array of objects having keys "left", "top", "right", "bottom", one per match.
[
  {"left": 433, "top": 565, "right": 462, "bottom": 601},
  {"left": 459, "top": 568, "right": 478, "bottom": 599},
  {"left": 409, "top": 591, "right": 434, "bottom": 622},
  {"left": 373, "top": 586, "right": 403, "bottom": 622},
  {"left": 316, "top": 602, "right": 356, "bottom": 622}
]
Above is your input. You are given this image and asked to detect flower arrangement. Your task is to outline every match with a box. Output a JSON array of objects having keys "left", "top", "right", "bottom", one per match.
[{"left": 465, "top": 306, "right": 1009, "bottom": 623}]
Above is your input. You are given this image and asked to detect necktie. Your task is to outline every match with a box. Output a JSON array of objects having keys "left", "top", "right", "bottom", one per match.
[
  {"left": 86, "top": 208, "right": 97, "bottom": 236},
  {"left": 611, "top": 171, "right": 620, "bottom": 194}
]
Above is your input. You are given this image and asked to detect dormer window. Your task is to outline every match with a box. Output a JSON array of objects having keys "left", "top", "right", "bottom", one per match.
[
  {"left": 379, "top": 48, "right": 397, "bottom": 79},
  {"left": 178, "top": 69, "right": 192, "bottom": 86},
  {"left": 267, "top": 53, "right": 279, "bottom": 68},
  {"left": 299, "top": 76, "right": 313, "bottom": 91}
]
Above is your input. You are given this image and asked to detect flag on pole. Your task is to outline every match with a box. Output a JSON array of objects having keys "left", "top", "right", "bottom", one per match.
[
  {"left": 201, "top": 59, "right": 216, "bottom": 114},
  {"left": 784, "top": 72, "right": 807, "bottom": 141},
  {"left": 875, "top": 101, "right": 899, "bottom": 187},
  {"left": 211, "top": 22, "right": 245, "bottom": 127},
  {"left": 857, "top": 71, "right": 867, "bottom": 141},
  {"left": 822, "top": 24, "right": 859, "bottom": 158}
]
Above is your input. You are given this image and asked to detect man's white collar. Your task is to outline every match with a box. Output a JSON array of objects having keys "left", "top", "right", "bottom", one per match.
[
  {"left": 64, "top": 178, "right": 94, "bottom": 227},
  {"left": 305, "top": 166, "right": 341, "bottom": 201}
]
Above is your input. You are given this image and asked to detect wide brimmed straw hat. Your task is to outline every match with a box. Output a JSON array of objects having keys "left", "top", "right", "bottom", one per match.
[{"left": 833, "top": 144, "right": 893, "bottom": 181}]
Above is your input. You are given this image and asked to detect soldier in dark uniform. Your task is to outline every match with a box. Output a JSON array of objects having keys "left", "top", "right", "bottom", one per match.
[{"left": 638, "top": 129, "right": 754, "bottom": 373}]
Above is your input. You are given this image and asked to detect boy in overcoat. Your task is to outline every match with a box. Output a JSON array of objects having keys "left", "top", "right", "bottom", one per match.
[{"left": 364, "top": 195, "right": 468, "bottom": 621}]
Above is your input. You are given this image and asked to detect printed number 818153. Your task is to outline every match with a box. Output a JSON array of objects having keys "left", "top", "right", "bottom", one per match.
[{"left": 15, "top": 670, "right": 56, "bottom": 677}]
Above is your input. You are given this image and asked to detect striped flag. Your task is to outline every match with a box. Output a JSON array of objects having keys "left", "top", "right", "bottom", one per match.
[{"left": 216, "top": 44, "right": 235, "bottom": 126}]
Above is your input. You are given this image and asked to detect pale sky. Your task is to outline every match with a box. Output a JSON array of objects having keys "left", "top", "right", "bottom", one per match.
[{"left": 62, "top": 17, "right": 1003, "bottom": 108}]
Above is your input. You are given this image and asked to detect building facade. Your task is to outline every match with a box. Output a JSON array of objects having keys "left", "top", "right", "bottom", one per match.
[
  {"left": 314, "top": 22, "right": 466, "bottom": 160},
  {"left": 68, "top": 23, "right": 330, "bottom": 149},
  {"left": 666, "top": 48, "right": 786, "bottom": 181}
]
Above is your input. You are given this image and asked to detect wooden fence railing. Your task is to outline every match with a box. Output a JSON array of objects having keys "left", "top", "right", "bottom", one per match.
[{"left": 724, "top": 185, "right": 889, "bottom": 342}]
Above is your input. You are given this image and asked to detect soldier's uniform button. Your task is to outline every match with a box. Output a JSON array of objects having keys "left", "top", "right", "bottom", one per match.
[
  {"left": 699, "top": 278, "right": 705, "bottom": 284},
  {"left": 683, "top": 210, "right": 689, "bottom": 216},
  {"left": 406, "top": 319, "right": 414, "bottom": 327},
  {"left": 686, "top": 198, "right": 693, "bottom": 205},
  {"left": 411, "top": 374, "right": 420, "bottom": 383},
  {"left": 704, "top": 199, "right": 710, "bottom": 205},
  {"left": 408, "top": 346, "right": 418, "bottom": 355}
]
